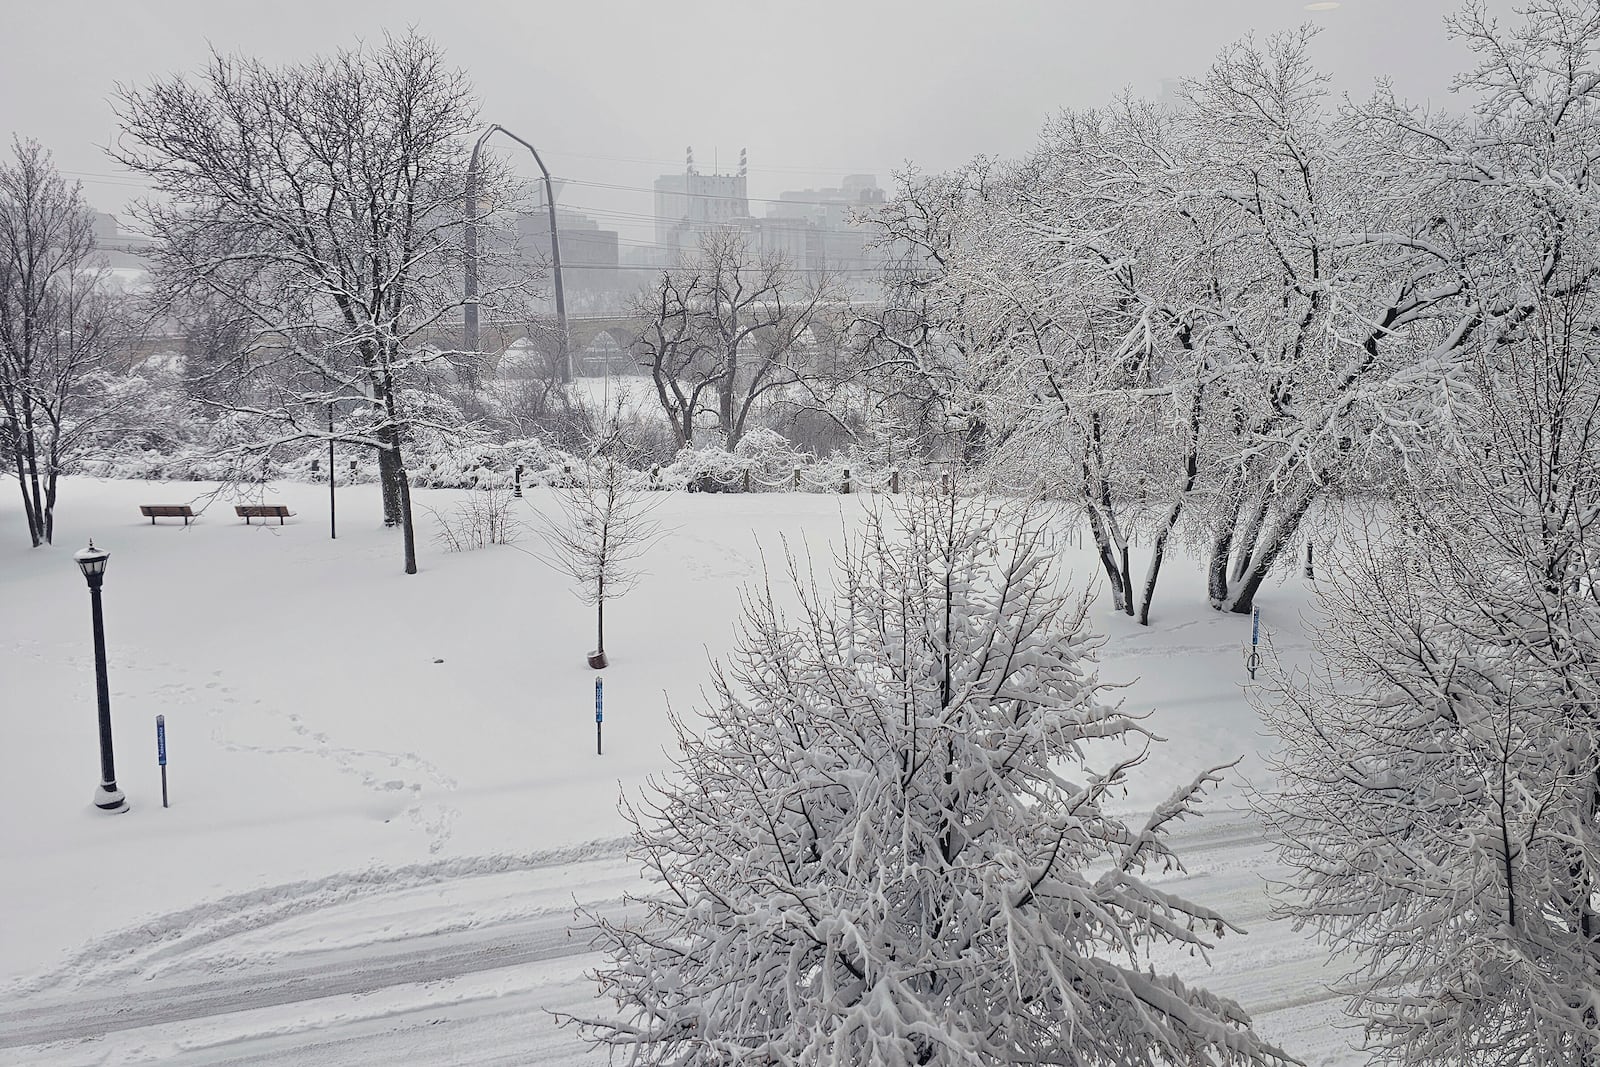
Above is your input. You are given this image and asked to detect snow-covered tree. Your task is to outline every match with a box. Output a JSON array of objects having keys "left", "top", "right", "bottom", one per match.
[
  {"left": 113, "top": 33, "right": 523, "bottom": 574},
  {"left": 0, "top": 139, "right": 127, "bottom": 546},
  {"left": 567, "top": 488, "right": 1293, "bottom": 1065},
  {"left": 1259, "top": 296, "right": 1600, "bottom": 1063}
]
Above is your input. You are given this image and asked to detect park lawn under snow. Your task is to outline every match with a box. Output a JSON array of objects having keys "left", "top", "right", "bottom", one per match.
[{"left": 0, "top": 478, "right": 1357, "bottom": 1064}]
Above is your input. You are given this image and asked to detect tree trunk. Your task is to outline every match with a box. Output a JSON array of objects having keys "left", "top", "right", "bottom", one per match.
[
  {"left": 1220, "top": 486, "right": 1316, "bottom": 614},
  {"left": 20, "top": 410, "right": 45, "bottom": 547},
  {"left": 1117, "top": 541, "right": 1133, "bottom": 617},
  {"left": 1230, "top": 498, "right": 1269, "bottom": 584},
  {"left": 378, "top": 432, "right": 403, "bottom": 528},
  {"left": 1138, "top": 503, "right": 1186, "bottom": 627},
  {"left": 1084, "top": 506, "right": 1129, "bottom": 613},
  {"left": 396, "top": 458, "right": 418, "bottom": 575},
  {"left": 11, "top": 441, "right": 41, "bottom": 547}
]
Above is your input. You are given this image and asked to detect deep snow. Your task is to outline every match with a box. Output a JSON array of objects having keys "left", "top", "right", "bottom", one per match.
[{"left": 0, "top": 478, "right": 1357, "bottom": 1064}]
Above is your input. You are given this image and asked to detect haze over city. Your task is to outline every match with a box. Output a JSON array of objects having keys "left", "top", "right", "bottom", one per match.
[{"left": 2, "top": 0, "right": 1505, "bottom": 246}]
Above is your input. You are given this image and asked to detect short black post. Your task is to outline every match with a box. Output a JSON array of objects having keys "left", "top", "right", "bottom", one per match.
[
  {"left": 514, "top": 463, "right": 524, "bottom": 498},
  {"left": 1304, "top": 540, "right": 1315, "bottom": 581},
  {"left": 842, "top": 468, "right": 851, "bottom": 494},
  {"left": 890, "top": 468, "right": 900, "bottom": 494},
  {"left": 328, "top": 401, "right": 337, "bottom": 540}
]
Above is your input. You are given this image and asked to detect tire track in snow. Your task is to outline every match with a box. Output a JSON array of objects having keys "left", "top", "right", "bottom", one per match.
[{"left": 5, "top": 839, "right": 629, "bottom": 999}]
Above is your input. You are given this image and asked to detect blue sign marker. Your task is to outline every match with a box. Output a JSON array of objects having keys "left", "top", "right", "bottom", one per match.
[
  {"left": 1248, "top": 607, "right": 1262, "bottom": 681},
  {"left": 595, "top": 678, "right": 604, "bottom": 756},
  {"left": 156, "top": 714, "right": 170, "bottom": 808}
]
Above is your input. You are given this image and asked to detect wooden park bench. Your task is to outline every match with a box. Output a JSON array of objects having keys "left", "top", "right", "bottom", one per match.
[
  {"left": 139, "top": 504, "right": 195, "bottom": 525},
  {"left": 235, "top": 504, "right": 294, "bottom": 525}
]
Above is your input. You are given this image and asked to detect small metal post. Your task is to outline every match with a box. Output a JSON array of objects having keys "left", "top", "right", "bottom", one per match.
[
  {"left": 595, "top": 678, "right": 603, "bottom": 756},
  {"left": 1248, "top": 606, "right": 1261, "bottom": 680},
  {"left": 842, "top": 468, "right": 851, "bottom": 494},
  {"left": 742, "top": 469, "right": 751, "bottom": 494},
  {"left": 514, "top": 463, "right": 524, "bottom": 499},
  {"left": 890, "top": 468, "right": 899, "bottom": 494},
  {"left": 1304, "top": 541, "right": 1315, "bottom": 581},
  {"left": 328, "top": 402, "right": 337, "bottom": 540},
  {"left": 792, "top": 465, "right": 801, "bottom": 491},
  {"left": 156, "top": 714, "right": 168, "bottom": 808}
]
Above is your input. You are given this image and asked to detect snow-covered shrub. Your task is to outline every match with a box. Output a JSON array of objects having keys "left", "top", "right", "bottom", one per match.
[
  {"left": 426, "top": 487, "right": 521, "bottom": 552},
  {"left": 567, "top": 489, "right": 1291, "bottom": 1066},
  {"left": 660, "top": 443, "right": 748, "bottom": 493}
]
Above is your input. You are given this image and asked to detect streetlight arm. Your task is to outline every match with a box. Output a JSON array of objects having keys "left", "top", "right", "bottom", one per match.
[{"left": 462, "top": 124, "right": 571, "bottom": 384}]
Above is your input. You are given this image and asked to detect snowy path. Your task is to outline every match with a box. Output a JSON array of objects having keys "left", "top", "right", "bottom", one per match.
[
  {"left": 0, "top": 850, "right": 637, "bottom": 1064},
  {"left": 0, "top": 812, "right": 1360, "bottom": 1066}
]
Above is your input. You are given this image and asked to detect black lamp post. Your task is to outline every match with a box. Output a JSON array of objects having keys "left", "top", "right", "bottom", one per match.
[{"left": 74, "top": 540, "right": 127, "bottom": 813}]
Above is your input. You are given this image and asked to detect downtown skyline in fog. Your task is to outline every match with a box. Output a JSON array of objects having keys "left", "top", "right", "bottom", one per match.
[{"left": 2, "top": 0, "right": 1509, "bottom": 244}]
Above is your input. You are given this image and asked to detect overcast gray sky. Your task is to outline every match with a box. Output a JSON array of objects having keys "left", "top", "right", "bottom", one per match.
[{"left": 0, "top": 0, "right": 1507, "bottom": 243}]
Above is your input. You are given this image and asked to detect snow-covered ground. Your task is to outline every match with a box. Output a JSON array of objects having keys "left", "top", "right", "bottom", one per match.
[{"left": 0, "top": 478, "right": 1358, "bottom": 1064}]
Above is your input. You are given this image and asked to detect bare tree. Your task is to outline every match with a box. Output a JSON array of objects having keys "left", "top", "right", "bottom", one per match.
[
  {"left": 534, "top": 430, "right": 664, "bottom": 669},
  {"left": 113, "top": 33, "right": 519, "bottom": 574},
  {"left": 0, "top": 139, "right": 123, "bottom": 546},
  {"left": 635, "top": 228, "right": 840, "bottom": 452}
]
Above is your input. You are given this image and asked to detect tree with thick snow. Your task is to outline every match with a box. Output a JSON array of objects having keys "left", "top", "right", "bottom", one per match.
[
  {"left": 566, "top": 487, "right": 1294, "bottom": 1065},
  {"left": 1255, "top": 5, "right": 1600, "bottom": 1060}
]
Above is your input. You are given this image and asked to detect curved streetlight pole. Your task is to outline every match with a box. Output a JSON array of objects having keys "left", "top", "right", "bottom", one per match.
[{"left": 464, "top": 125, "right": 571, "bottom": 384}]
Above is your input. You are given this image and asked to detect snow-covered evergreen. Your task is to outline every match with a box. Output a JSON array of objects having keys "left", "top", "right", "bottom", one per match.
[{"left": 569, "top": 488, "right": 1293, "bottom": 1065}]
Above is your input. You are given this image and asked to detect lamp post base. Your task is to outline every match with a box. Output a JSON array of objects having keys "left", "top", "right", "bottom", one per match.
[{"left": 93, "top": 783, "right": 129, "bottom": 813}]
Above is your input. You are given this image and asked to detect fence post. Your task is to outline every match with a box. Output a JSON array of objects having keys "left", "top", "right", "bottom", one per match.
[
  {"left": 941, "top": 471, "right": 951, "bottom": 495},
  {"left": 842, "top": 468, "right": 851, "bottom": 494},
  {"left": 1305, "top": 540, "right": 1315, "bottom": 581},
  {"left": 793, "top": 465, "right": 801, "bottom": 491},
  {"left": 890, "top": 468, "right": 900, "bottom": 494},
  {"left": 742, "top": 469, "right": 751, "bottom": 494}
]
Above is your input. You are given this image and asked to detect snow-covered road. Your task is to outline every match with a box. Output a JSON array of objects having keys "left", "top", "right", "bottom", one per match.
[{"left": 0, "top": 811, "right": 1360, "bottom": 1066}]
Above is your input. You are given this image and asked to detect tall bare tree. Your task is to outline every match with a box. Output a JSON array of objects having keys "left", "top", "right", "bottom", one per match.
[
  {"left": 0, "top": 139, "right": 121, "bottom": 546},
  {"left": 114, "top": 33, "right": 516, "bottom": 574},
  {"left": 635, "top": 228, "right": 839, "bottom": 452}
]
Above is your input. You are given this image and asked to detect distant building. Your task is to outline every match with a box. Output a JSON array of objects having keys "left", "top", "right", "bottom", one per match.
[
  {"left": 754, "top": 174, "right": 888, "bottom": 294},
  {"left": 652, "top": 147, "right": 751, "bottom": 256},
  {"left": 91, "top": 212, "right": 155, "bottom": 271},
  {"left": 517, "top": 184, "right": 623, "bottom": 312},
  {"left": 648, "top": 154, "right": 888, "bottom": 294}
]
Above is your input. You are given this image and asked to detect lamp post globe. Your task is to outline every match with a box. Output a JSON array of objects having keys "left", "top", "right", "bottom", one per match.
[{"left": 75, "top": 540, "right": 127, "bottom": 814}]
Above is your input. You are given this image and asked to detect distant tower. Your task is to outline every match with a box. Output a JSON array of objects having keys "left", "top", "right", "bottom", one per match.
[
  {"left": 738, "top": 148, "right": 747, "bottom": 178},
  {"left": 686, "top": 146, "right": 695, "bottom": 175}
]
